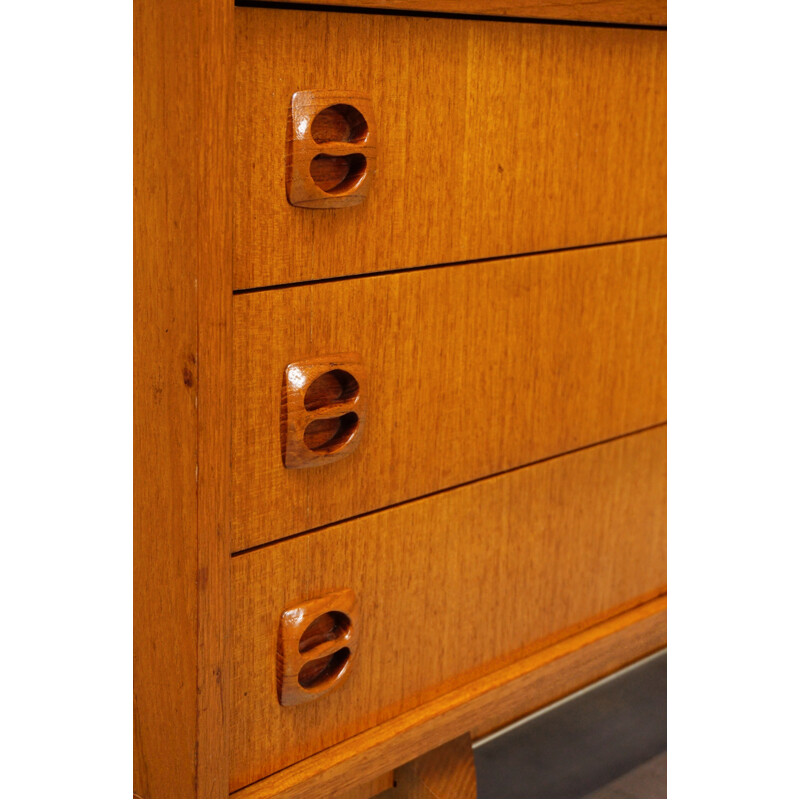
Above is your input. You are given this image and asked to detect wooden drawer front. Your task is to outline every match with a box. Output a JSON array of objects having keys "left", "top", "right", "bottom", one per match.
[
  {"left": 232, "top": 238, "right": 666, "bottom": 550},
  {"left": 234, "top": 8, "right": 666, "bottom": 289},
  {"left": 230, "top": 426, "right": 667, "bottom": 790}
]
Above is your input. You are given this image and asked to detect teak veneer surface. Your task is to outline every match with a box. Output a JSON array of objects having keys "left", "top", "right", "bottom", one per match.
[
  {"left": 134, "top": 0, "right": 232, "bottom": 796},
  {"left": 232, "top": 238, "right": 666, "bottom": 550},
  {"left": 232, "top": 596, "right": 666, "bottom": 799},
  {"left": 271, "top": 1, "right": 666, "bottom": 26},
  {"left": 136, "top": 3, "right": 667, "bottom": 796},
  {"left": 230, "top": 426, "right": 667, "bottom": 789},
  {"left": 234, "top": 7, "right": 666, "bottom": 288}
]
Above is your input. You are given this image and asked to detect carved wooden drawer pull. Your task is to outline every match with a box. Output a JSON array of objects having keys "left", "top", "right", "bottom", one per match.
[
  {"left": 281, "top": 353, "right": 366, "bottom": 469},
  {"left": 286, "top": 90, "right": 376, "bottom": 209},
  {"left": 277, "top": 589, "right": 358, "bottom": 706}
]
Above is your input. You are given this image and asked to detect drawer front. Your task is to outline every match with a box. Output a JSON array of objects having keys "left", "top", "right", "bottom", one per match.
[
  {"left": 232, "top": 238, "right": 666, "bottom": 550},
  {"left": 234, "top": 7, "right": 666, "bottom": 289},
  {"left": 230, "top": 426, "right": 667, "bottom": 789}
]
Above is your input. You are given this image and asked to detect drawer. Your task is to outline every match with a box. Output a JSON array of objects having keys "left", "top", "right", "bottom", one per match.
[
  {"left": 232, "top": 238, "right": 666, "bottom": 550},
  {"left": 230, "top": 426, "right": 667, "bottom": 790},
  {"left": 234, "top": 7, "right": 666, "bottom": 289}
]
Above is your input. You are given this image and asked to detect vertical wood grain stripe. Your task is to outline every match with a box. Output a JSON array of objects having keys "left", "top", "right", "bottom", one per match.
[{"left": 134, "top": 0, "right": 233, "bottom": 796}]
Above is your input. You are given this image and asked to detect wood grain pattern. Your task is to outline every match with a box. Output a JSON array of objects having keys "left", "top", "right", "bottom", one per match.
[
  {"left": 230, "top": 426, "right": 667, "bottom": 789},
  {"left": 232, "top": 238, "right": 666, "bottom": 550},
  {"left": 384, "top": 735, "right": 477, "bottom": 799},
  {"left": 234, "top": 8, "right": 666, "bottom": 288},
  {"left": 232, "top": 595, "right": 667, "bottom": 798},
  {"left": 278, "top": 588, "right": 359, "bottom": 706},
  {"left": 287, "top": 90, "right": 377, "bottom": 208},
  {"left": 345, "top": 772, "right": 396, "bottom": 799},
  {"left": 281, "top": 353, "right": 366, "bottom": 468},
  {"left": 136, "top": 4, "right": 667, "bottom": 794},
  {"left": 133, "top": 0, "right": 232, "bottom": 796},
  {"left": 270, "top": 1, "right": 667, "bottom": 26}
]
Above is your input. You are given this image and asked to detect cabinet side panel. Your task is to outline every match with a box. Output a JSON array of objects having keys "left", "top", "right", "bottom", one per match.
[
  {"left": 134, "top": 0, "right": 233, "bottom": 796},
  {"left": 196, "top": 0, "right": 234, "bottom": 795},
  {"left": 133, "top": 0, "right": 198, "bottom": 793}
]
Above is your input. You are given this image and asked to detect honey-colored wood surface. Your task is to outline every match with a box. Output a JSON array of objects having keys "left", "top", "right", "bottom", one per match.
[
  {"left": 345, "top": 772, "right": 396, "bottom": 799},
  {"left": 281, "top": 353, "right": 367, "bottom": 469},
  {"left": 277, "top": 588, "right": 360, "bottom": 706},
  {"left": 383, "top": 734, "right": 477, "bottom": 799},
  {"left": 234, "top": 8, "right": 666, "bottom": 289},
  {"left": 133, "top": 0, "right": 232, "bottom": 796},
  {"left": 232, "top": 238, "right": 666, "bottom": 550},
  {"left": 273, "top": 1, "right": 667, "bottom": 26},
  {"left": 232, "top": 595, "right": 666, "bottom": 798},
  {"left": 286, "top": 90, "right": 377, "bottom": 208},
  {"left": 230, "top": 426, "right": 666, "bottom": 789}
]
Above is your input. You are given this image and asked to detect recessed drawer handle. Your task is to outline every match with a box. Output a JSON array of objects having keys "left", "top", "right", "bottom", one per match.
[
  {"left": 277, "top": 589, "right": 359, "bottom": 706},
  {"left": 286, "top": 90, "right": 376, "bottom": 209},
  {"left": 281, "top": 353, "right": 366, "bottom": 469}
]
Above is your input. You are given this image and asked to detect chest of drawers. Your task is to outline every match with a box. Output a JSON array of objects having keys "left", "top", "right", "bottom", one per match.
[{"left": 134, "top": 2, "right": 666, "bottom": 797}]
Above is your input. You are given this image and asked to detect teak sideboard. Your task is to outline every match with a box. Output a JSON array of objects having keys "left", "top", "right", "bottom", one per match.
[{"left": 133, "top": 1, "right": 667, "bottom": 797}]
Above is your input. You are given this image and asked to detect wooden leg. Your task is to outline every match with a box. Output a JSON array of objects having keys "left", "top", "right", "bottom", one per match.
[
  {"left": 337, "top": 771, "right": 395, "bottom": 799},
  {"left": 381, "top": 734, "right": 477, "bottom": 799}
]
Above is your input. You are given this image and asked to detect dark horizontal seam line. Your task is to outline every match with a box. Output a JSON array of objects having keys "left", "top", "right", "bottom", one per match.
[
  {"left": 233, "top": 234, "right": 667, "bottom": 295},
  {"left": 234, "top": 1, "right": 667, "bottom": 31},
  {"left": 231, "top": 420, "right": 667, "bottom": 558}
]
